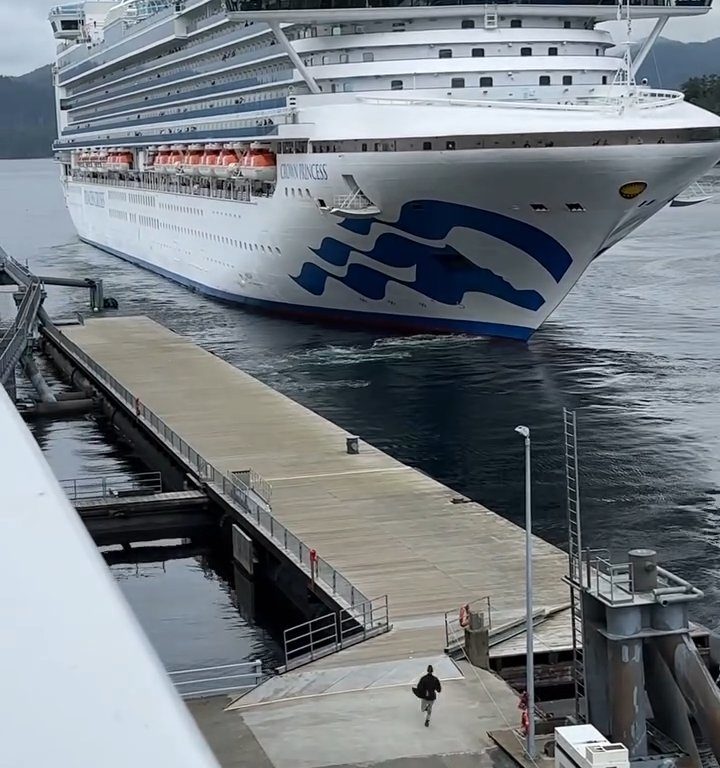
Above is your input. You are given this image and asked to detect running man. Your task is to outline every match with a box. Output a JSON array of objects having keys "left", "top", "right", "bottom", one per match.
[{"left": 415, "top": 664, "right": 442, "bottom": 727}]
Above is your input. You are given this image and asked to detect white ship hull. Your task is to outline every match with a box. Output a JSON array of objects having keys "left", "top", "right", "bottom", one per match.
[{"left": 65, "top": 142, "right": 719, "bottom": 339}]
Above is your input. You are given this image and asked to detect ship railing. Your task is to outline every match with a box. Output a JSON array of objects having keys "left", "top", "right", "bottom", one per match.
[
  {"left": 69, "top": 169, "right": 267, "bottom": 202},
  {"left": 357, "top": 87, "right": 683, "bottom": 113},
  {"left": 225, "top": 0, "right": 710, "bottom": 11}
]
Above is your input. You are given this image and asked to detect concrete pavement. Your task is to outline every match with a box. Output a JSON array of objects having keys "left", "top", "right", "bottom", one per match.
[{"left": 187, "top": 658, "right": 522, "bottom": 768}]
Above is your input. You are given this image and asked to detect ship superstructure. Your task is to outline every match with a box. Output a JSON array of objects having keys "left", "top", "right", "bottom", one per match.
[{"left": 50, "top": 0, "right": 720, "bottom": 338}]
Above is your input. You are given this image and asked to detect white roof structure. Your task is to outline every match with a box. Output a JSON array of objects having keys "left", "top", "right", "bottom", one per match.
[{"left": 0, "top": 385, "right": 219, "bottom": 768}]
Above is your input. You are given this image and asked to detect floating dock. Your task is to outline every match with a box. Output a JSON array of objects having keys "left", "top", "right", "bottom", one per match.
[{"left": 55, "top": 314, "right": 573, "bottom": 667}]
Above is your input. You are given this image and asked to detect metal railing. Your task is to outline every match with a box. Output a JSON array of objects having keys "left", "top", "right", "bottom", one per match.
[
  {"left": 444, "top": 595, "right": 492, "bottom": 651},
  {"left": 168, "top": 660, "right": 266, "bottom": 698},
  {"left": 60, "top": 471, "right": 163, "bottom": 500},
  {"left": 282, "top": 595, "right": 390, "bottom": 671},
  {"left": 0, "top": 277, "right": 44, "bottom": 387},
  {"left": 227, "top": 0, "right": 710, "bottom": 10},
  {"left": 40, "top": 320, "right": 370, "bottom": 611},
  {"left": 231, "top": 469, "right": 272, "bottom": 503}
]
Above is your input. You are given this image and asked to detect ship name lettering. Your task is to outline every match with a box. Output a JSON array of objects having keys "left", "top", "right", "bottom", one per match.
[{"left": 279, "top": 163, "right": 328, "bottom": 181}]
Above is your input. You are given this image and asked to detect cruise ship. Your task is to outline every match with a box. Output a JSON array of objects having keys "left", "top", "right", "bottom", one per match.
[{"left": 50, "top": 0, "right": 720, "bottom": 339}]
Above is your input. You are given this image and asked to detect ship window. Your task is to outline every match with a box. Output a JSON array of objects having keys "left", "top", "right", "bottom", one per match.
[
  {"left": 423, "top": 141, "right": 432, "bottom": 150},
  {"left": 480, "top": 76, "right": 493, "bottom": 87},
  {"left": 539, "top": 75, "right": 550, "bottom": 86},
  {"left": 566, "top": 202, "right": 585, "bottom": 212},
  {"left": 339, "top": 53, "right": 349, "bottom": 63},
  {"left": 472, "top": 48, "right": 485, "bottom": 57},
  {"left": 602, "top": 75, "right": 608, "bottom": 84},
  {"left": 438, "top": 49, "right": 453, "bottom": 59},
  {"left": 363, "top": 52, "right": 374, "bottom": 62},
  {"left": 361, "top": 143, "right": 368, "bottom": 151},
  {"left": 564, "top": 20, "right": 572, "bottom": 28},
  {"left": 563, "top": 75, "right": 573, "bottom": 85},
  {"left": 451, "top": 78, "right": 465, "bottom": 88},
  {"left": 391, "top": 79, "right": 404, "bottom": 90},
  {"left": 446, "top": 141, "right": 456, "bottom": 150},
  {"left": 531, "top": 204, "right": 549, "bottom": 212},
  {"left": 595, "top": 48, "right": 600, "bottom": 56},
  {"left": 548, "top": 47, "right": 558, "bottom": 56},
  {"left": 322, "top": 55, "right": 330, "bottom": 64},
  {"left": 461, "top": 19, "right": 475, "bottom": 28},
  {"left": 521, "top": 47, "right": 532, "bottom": 56},
  {"left": 510, "top": 19, "right": 522, "bottom": 28}
]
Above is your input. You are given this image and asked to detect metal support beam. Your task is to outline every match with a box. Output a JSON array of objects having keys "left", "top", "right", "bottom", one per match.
[
  {"left": 606, "top": 607, "right": 648, "bottom": 757},
  {"left": 269, "top": 22, "right": 321, "bottom": 95},
  {"left": 631, "top": 17, "right": 668, "bottom": 77},
  {"left": 656, "top": 633, "right": 720, "bottom": 764}
]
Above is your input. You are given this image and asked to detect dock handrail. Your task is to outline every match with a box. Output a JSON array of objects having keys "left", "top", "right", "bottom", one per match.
[
  {"left": 39, "top": 318, "right": 371, "bottom": 611},
  {"left": 282, "top": 595, "right": 390, "bottom": 671},
  {"left": 168, "top": 660, "right": 267, "bottom": 699},
  {"left": 59, "top": 471, "right": 163, "bottom": 500}
]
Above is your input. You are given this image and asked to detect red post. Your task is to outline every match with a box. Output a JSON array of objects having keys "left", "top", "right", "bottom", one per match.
[{"left": 310, "top": 549, "right": 317, "bottom": 587}]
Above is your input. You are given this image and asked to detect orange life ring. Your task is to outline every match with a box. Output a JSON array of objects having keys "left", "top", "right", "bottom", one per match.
[{"left": 459, "top": 604, "right": 470, "bottom": 628}]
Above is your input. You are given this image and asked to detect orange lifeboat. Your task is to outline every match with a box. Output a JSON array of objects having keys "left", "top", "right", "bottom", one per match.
[
  {"left": 95, "top": 150, "right": 108, "bottom": 170},
  {"left": 115, "top": 150, "right": 133, "bottom": 172},
  {"left": 169, "top": 145, "right": 185, "bottom": 173},
  {"left": 199, "top": 143, "right": 221, "bottom": 177},
  {"left": 241, "top": 142, "right": 276, "bottom": 182},
  {"left": 154, "top": 145, "right": 171, "bottom": 173},
  {"left": 183, "top": 144, "right": 204, "bottom": 174},
  {"left": 215, "top": 146, "right": 241, "bottom": 178},
  {"left": 104, "top": 149, "right": 118, "bottom": 171}
]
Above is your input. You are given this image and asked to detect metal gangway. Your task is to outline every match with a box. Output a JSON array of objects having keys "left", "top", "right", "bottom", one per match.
[{"left": 0, "top": 267, "right": 44, "bottom": 391}]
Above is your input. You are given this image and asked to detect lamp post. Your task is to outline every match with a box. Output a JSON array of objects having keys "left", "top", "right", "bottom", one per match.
[{"left": 515, "top": 425, "right": 535, "bottom": 758}]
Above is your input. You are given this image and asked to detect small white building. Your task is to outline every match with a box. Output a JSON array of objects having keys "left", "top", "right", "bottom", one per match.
[{"left": 556, "top": 725, "right": 629, "bottom": 768}]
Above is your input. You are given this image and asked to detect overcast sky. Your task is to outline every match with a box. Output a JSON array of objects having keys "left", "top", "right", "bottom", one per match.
[{"left": 1, "top": 0, "right": 719, "bottom": 77}]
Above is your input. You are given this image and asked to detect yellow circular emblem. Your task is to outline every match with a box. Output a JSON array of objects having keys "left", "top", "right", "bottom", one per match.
[{"left": 619, "top": 181, "right": 647, "bottom": 200}]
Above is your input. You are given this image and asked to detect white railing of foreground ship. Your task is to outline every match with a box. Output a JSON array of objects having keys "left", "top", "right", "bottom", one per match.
[
  {"left": 358, "top": 88, "right": 684, "bottom": 113},
  {"left": 71, "top": 170, "right": 267, "bottom": 201},
  {"left": 40, "top": 318, "right": 371, "bottom": 611}
]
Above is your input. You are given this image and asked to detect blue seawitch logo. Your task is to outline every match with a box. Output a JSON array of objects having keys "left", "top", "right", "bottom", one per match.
[{"left": 290, "top": 200, "right": 573, "bottom": 311}]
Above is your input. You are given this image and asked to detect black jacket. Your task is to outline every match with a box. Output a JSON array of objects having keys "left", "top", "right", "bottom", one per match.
[{"left": 417, "top": 672, "right": 442, "bottom": 701}]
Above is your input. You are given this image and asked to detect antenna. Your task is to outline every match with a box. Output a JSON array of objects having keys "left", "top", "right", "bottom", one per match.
[
  {"left": 611, "top": 0, "right": 635, "bottom": 108},
  {"left": 623, "top": 0, "right": 635, "bottom": 92}
]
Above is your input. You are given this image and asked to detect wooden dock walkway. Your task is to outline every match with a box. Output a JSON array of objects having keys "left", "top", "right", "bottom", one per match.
[{"left": 61, "top": 316, "right": 572, "bottom": 664}]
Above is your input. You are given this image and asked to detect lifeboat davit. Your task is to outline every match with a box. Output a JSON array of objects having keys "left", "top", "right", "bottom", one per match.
[
  {"left": 215, "top": 146, "right": 241, "bottom": 178},
  {"left": 199, "top": 143, "right": 221, "bottom": 177},
  {"left": 241, "top": 142, "right": 276, "bottom": 182}
]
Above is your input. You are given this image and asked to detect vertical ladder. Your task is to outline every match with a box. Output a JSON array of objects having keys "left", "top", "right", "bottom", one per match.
[{"left": 563, "top": 407, "right": 587, "bottom": 722}]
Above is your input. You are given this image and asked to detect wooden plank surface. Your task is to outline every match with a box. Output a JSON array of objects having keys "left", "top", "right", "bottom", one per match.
[{"left": 63, "top": 316, "right": 572, "bottom": 661}]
